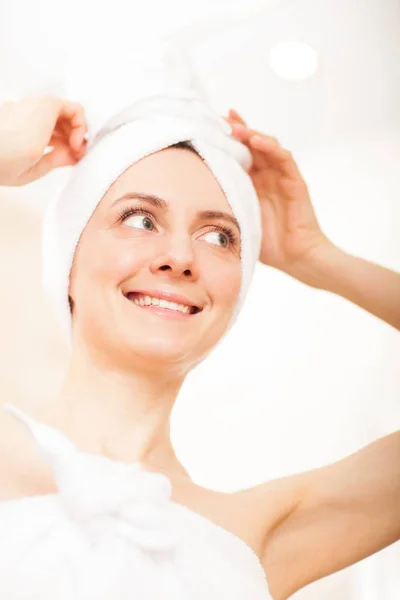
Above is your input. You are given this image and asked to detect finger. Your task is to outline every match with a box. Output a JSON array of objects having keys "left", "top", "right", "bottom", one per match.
[
  {"left": 54, "top": 117, "right": 70, "bottom": 138},
  {"left": 47, "top": 133, "right": 87, "bottom": 158},
  {"left": 48, "top": 130, "right": 64, "bottom": 144},
  {"left": 69, "top": 124, "right": 87, "bottom": 153},
  {"left": 22, "top": 140, "right": 77, "bottom": 184},
  {"left": 229, "top": 122, "right": 295, "bottom": 173},
  {"left": 227, "top": 116, "right": 303, "bottom": 180},
  {"left": 53, "top": 119, "right": 81, "bottom": 155},
  {"left": 55, "top": 117, "right": 86, "bottom": 154},
  {"left": 47, "top": 96, "right": 88, "bottom": 152},
  {"left": 73, "top": 137, "right": 88, "bottom": 159},
  {"left": 48, "top": 122, "right": 75, "bottom": 157},
  {"left": 226, "top": 123, "right": 275, "bottom": 170},
  {"left": 53, "top": 118, "right": 87, "bottom": 155},
  {"left": 59, "top": 100, "right": 87, "bottom": 149},
  {"left": 249, "top": 135, "right": 302, "bottom": 179},
  {"left": 228, "top": 108, "right": 247, "bottom": 126},
  {"left": 231, "top": 122, "right": 279, "bottom": 146},
  {"left": 241, "top": 139, "right": 270, "bottom": 171}
]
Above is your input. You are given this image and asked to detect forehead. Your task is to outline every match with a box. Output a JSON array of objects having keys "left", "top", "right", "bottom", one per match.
[{"left": 98, "top": 147, "right": 231, "bottom": 213}]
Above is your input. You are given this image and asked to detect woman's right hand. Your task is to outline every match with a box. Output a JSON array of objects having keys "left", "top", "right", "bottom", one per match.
[{"left": 0, "top": 94, "right": 88, "bottom": 187}]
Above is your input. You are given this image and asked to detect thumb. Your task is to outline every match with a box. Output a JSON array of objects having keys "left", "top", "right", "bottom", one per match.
[{"left": 20, "top": 140, "right": 77, "bottom": 184}]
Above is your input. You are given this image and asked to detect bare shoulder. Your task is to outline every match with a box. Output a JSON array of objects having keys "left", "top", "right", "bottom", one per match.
[{"left": 0, "top": 401, "right": 54, "bottom": 500}]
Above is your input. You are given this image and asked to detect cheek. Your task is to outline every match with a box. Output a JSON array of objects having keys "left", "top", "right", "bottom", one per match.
[
  {"left": 206, "top": 261, "right": 241, "bottom": 310},
  {"left": 87, "top": 238, "right": 150, "bottom": 284}
]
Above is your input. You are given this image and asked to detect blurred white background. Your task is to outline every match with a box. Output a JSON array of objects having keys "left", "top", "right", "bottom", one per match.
[{"left": 0, "top": 0, "right": 399, "bottom": 597}]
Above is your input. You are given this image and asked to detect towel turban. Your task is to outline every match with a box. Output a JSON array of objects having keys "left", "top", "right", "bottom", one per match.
[{"left": 41, "top": 42, "right": 262, "bottom": 348}]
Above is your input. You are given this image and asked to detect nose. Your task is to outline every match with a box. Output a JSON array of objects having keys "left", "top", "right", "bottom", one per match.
[{"left": 149, "top": 233, "right": 200, "bottom": 281}]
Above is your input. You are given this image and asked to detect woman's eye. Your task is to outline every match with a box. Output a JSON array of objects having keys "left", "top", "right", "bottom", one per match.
[
  {"left": 125, "top": 215, "right": 155, "bottom": 231},
  {"left": 201, "top": 231, "right": 229, "bottom": 248}
]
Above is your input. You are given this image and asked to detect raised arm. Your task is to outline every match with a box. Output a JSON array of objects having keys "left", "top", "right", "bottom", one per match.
[
  {"left": 0, "top": 94, "right": 87, "bottom": 187},
  {"left": 225, "top": 108, "right": 400, "bottom": 330},
  {"left": 224, "top": 109, "right": 400, "bottom": 598},
  {"left": 253, "top": 429, "right": 400, "bottom": 598},
  {"left": 294, "top": 242, "right": 400, "bottom": 330}
]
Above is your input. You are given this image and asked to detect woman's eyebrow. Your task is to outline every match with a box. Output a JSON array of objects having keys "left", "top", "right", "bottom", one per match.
[
  {"left": 198, "top": 210, "right": 241, "bottom": 234},
  {"left": 111, "top": 192, "right": 241, "bottom": 233}
]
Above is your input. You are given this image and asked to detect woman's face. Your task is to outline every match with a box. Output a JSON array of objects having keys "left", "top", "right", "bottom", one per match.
[{"left": 68, "top": 146, "right": 242, "bottom": 372}]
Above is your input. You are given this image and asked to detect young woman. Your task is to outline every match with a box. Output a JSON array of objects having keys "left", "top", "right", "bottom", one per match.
[{"left": 0, "top": 95, "right": 398, "bottom": 599}]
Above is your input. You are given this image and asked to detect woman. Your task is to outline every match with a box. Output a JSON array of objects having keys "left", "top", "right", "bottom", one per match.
[{"left": 0, "top": 95, "right": 398, "bottom": 599}]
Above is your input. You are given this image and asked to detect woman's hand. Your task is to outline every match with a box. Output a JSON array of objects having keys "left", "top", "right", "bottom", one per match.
[
  {"left": 225, "top": 109, "right": 400, "bottom": 329},
  {"left": 225, "top": 108, "right": 332, "bottom": 283},
  {"left": 0, "top": 94, "right": 88, "bottom": 187}
]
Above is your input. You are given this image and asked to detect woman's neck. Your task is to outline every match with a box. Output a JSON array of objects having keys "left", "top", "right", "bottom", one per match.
[{"left": 40, "top": 349, "right": 190, "bottom": 480}]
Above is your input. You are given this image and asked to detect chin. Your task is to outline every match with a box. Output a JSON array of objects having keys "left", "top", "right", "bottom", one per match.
[
  {"left": 120, "top": 333, "right": 197, "bottom": 367},
  {"left": 86, "top": 301, "right": 230, "bottom": 368}
]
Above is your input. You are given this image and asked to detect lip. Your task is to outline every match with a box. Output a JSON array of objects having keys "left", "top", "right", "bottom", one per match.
[{"left": 123, "top": 289, "right": 203, "bottom": 311}]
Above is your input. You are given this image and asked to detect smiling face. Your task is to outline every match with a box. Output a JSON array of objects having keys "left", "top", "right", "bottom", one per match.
[{"left": 68, "top": 143, "right": 242, "bottom": 373}]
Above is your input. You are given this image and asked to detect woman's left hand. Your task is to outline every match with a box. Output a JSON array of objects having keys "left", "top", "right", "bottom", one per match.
[
  {"left": 224, "top": 109, "right": 332, "bottom": 282},
  {"left": 224, "top": 109, "right": 400, "bottom": 330}
]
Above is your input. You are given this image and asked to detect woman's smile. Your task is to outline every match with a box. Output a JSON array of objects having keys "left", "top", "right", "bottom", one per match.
[{"left": 124, "top": 291, "right": 204, "bottom": 320}]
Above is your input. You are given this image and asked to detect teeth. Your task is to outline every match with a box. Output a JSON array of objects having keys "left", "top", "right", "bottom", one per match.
[{"left": 131, "top": 294, "right": 194, "bottom": 314}]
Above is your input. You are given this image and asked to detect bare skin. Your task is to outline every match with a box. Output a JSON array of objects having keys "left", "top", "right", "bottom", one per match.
[{"left": 0, "top": 96, "right": 399, "bottom": 600}]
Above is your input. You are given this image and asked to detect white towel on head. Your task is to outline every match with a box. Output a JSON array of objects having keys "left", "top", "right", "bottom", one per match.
[{"left": 41, "top": 42, "right": 262, "bottom": 349}]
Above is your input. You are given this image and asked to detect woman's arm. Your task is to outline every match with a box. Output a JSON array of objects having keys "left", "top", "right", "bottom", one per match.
[
  {"left": 243, "top": 430, "right": 400, "bottom": 599},
  {"left": 0, "top": 94, "right": 87, "bottom": 187},
  {"left": 291, "top": 242, "right": 400, "bottom": 330},
  {"left": 225, "top": 109, "right": 400, "bottom": 331},
  {"left": 224, "top": 112, "right": 400, "bottom": 597}
]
